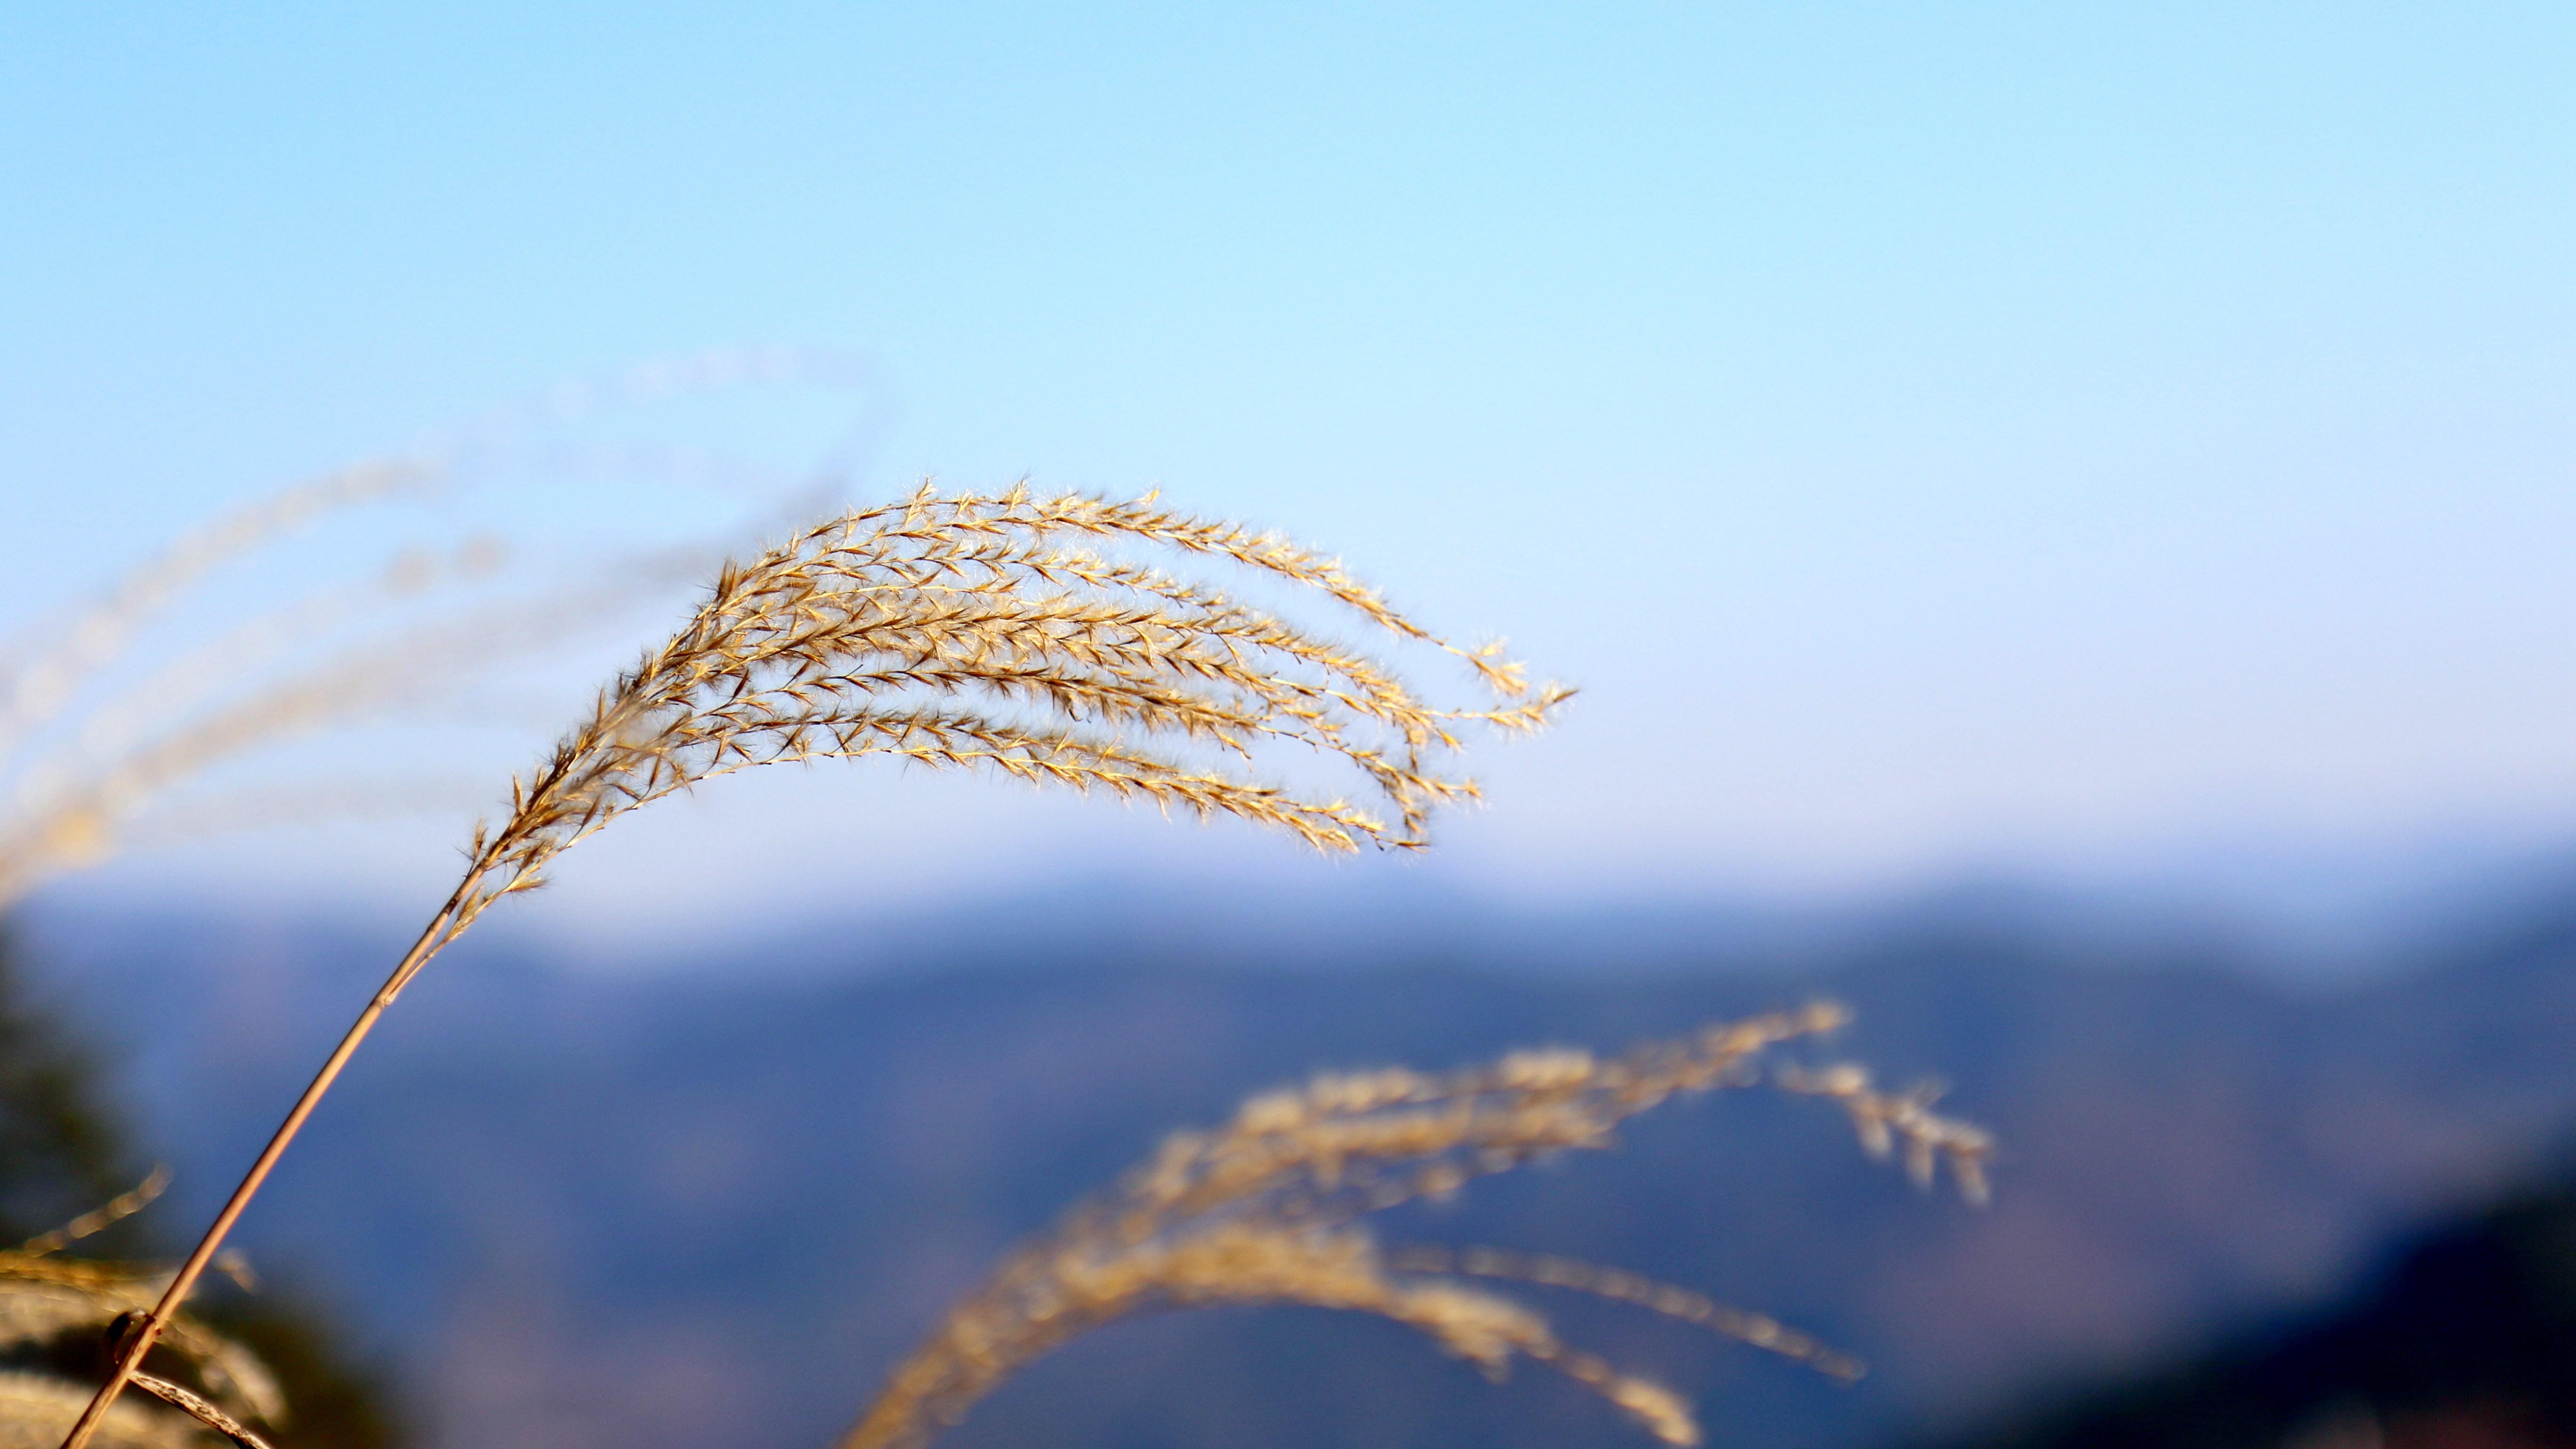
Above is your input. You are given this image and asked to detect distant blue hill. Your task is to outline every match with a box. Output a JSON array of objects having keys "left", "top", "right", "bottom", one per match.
[
  {"left": 18, "top": 893, "right": 2576, "bottom": 1449},
  {"left": 1926, "top": 1164, "right": 2576, "bottom": 1448}
]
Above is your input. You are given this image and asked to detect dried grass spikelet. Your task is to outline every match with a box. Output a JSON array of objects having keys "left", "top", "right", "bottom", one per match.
[
  {"left": 839, "top": 1004, "right": 1992, "bottom": 1449},
  {"left": 1775, "top": 1063, "right": 1995, "bottom": 1205}
]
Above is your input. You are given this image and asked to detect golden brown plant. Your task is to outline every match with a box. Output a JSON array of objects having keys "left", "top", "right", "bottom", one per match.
[
  {"left": 0, "top": 547, "right": 723, "bottom": 910},
  {"left": 0, "top": 346, "right": 881, "bottom": 914},
  {"left": 60, "top": 483, "right": 1565, "bottom": 1449},
  {"left": 0, "top": 465, "right": 436, "bottom": 769},
  {"left": 427, "top": 481, "right": 1564, "bottom": 943},
  {"left": 0, "top": 465, "right": 441, "bottom": 907},
  {"left": 0, "top": 1177, "right": 282, "bottom": 1449},
  {"left": 841, "top": 1004, "right": 1991, "bottom": 1449}
]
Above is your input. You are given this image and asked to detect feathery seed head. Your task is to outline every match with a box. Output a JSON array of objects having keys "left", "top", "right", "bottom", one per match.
[
  {"left": 839, "top": 1006, "right": 1987, "bottom": 1449},
  {"left": 415, "top": 485, "right": 1566, "bottom": 975}
]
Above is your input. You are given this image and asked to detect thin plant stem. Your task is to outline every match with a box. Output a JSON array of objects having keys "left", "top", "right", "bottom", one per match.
[{"left": 55, "top": 896, "right": 462, "bottom": 1449}]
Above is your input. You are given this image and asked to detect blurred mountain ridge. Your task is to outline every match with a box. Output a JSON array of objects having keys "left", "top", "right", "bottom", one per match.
[
  {"left": 1926, "top": 1161, "right": 2576, "bottom": 1449},
  {"left": 11, "top": 884, "right": 2576, "bottom": 1449}
]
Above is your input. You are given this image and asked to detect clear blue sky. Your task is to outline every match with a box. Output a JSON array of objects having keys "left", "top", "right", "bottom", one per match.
[{"left": 3, "top": 5, "right": 2570, "bottom": 940}]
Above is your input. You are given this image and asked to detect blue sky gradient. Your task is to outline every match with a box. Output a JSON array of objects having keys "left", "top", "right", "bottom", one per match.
[{"left": 3, "top": 5, "right": 2569, "bottom": 941}]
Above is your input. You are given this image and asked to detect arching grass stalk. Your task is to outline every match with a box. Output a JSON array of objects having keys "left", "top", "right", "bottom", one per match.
[
  {"left": 58, "top": 483, "right": 1566, "bottom": 1449},
  {"left": 840, "top": 1005, "right": 1993, "bottom": 1449}
]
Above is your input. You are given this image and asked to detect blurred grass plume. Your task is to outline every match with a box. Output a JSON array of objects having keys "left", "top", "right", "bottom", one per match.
[
  {"left": 842, "top": 1003, "right": 1992, "bottom": 1449},
  {"left": 0, "top": 1176, "right": 285, "bottom": 1449},
  {"left": 0, "top": 347, "right": 886, "bottom": 912}
]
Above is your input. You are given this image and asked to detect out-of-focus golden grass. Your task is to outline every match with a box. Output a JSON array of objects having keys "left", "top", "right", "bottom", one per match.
[
  {"left": 0, "top": 1175, "right": 282, "bottom": 1449},
  {"left": 841, "top": 1003, "right": 1990, "bottom": 1449},
  {"left": 0, "top": 462, "right": 445, "bottom": 908},
  {"left": 0, "top": 347, "right": 881, "bottom": 913}
]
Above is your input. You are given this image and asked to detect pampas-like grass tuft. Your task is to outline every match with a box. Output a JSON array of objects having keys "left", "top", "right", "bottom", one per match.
[
  {"left": 0, "top": 465, "right": 441, "bottom": 908},
  {"left": 433, "top": 481, "right": 1569, "bottom": 961},
  {"left": 59, "top": 483, "right": 1566, "bottom": 1449},
  {"left": 838, "top": 1004, "right": 1989, "bottom": 1449},
  {"left": 0, "top": 348, "right": 879, "bottom": 912}
]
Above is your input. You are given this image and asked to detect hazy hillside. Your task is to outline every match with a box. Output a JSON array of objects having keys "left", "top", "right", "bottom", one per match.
[
  {"left": 20, "top": 898, "right": 2576, "bottom": 1449},
  {"left": 1931, "top": 1167, "right": 2576, "bottom": 1448}
]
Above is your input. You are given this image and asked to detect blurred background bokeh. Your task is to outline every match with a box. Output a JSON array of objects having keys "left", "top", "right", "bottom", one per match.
[{"left": 2, "top": 6, "right": 2571, "bottom": 1448}]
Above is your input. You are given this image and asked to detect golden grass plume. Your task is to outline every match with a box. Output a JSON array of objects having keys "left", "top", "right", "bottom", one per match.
[
  {"left": 63, "top": 483, "right": 1565, "bottom": 1449},
  {"left": 404, "top": 481, "right": 1569, "bottom": 979},
  {"left": 840, "top": 1003, "right": 1992, "bottom": 1449}
]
